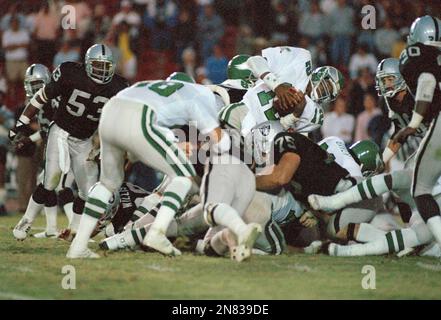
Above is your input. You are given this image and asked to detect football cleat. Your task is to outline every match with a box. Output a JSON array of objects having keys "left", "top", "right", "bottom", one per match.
[
  {"left": 99, "top": 231, "right": 134, "bottom": 251},
  {"left": 143, "top": 228, "right": 182, "bottom": 256},
  {"left": 13, "top": 217, "right": 32, "bottom": 240},
  {"left": 327, "top": 242, "right": 338, "bottom": 256},
  {"left": 303, "top": 240, "right": 323, "bottom": 254},
  {"left": 66, "top": 247, "right": 100, "bottom": 259},
  {"left": 58, "top": 229, "right": 75, "bottom": 242},
  {"left": 33, "top": 231, "right": 59, "bottom": 239},
  {"left": 230, "top": 223, "right": 262, "bottom": 262},
  {"left": 307, "top": 194, "right": 338, "bottom": 212}
]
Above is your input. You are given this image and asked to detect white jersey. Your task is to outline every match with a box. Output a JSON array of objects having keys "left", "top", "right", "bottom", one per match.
[
  {"left": 116, "top": 80, "right": 220, "bottom": 134},
  {"left": 319, "top": 136, "right": 363, "bottom": 179},
  {"left": 270, "top": 189, "right": 305, "bottom": 225},
  {"left": 240, "top": 46, "right": 313, "bottom": 136}
]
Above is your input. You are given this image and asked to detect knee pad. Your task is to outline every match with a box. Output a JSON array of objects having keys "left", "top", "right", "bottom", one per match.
[
  {"left": 396, "top": 201, "right": 412, "bottom": 223},
  {"left": 73, "top": 197, "right": 85, "bottom": 215},
  {"left": 414, "top": 194, "right": 440, "bottom": 222},
  {"left": 33, "top": 183, "right": 57, "bottom": 207},
  {"left": 32, "top": 183, "right": 53, "bottom": 205},
  {"left": 58, "top": 188, "right": 74, "bottom": 207},
  {"left": 169, "top": 176, "right": 193, "bottom": 195}
]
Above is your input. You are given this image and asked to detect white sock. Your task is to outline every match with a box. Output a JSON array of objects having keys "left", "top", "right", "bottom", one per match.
[
  {"left": 133, "top": 212, "right": 156, "bottom": 229},
  {"left": 150, "top": 177, "right": 192, "bottom": 234},
  {"left": 71, "top": 214, "right": 98, "bottom": 252},
  {"left": 335, "top": 238, "right": 389, "bottom": 256},
  {"left": 211, "top": 203, "right": 247, "bottom": 237},
  {"left": 69, "top": 213, "right": 82, "bottom": 232},
  {"left": 176, "top": 203, "right": 207, "bottom": 236},
  {"left": 427, "top": 216, "right": 441, "bottom": 247},
  {"left": 44, "top": 206, "right": 58, "bottom": 234},
  {"left": 356, "top": 223, "right": 386, "bottom": 242},
  {"left": 23, "top": 197, "right": 44, "bottom": 222},
  {"left": 63, "top": 202, "right": 74, "bottom": 224},
  {"left": 209, "top": 230, "right": 229, "bottom": 255}
]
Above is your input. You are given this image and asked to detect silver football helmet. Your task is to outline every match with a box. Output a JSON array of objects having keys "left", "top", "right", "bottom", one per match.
[
  {"left": 24, "top": 64, "right": 51, "bottom": 98},
  {"left": 85, "top": 44, "right": 115, "bottom": 84},
  {"left": 375, "top": 58, "right": 407, "bottom": 98},
  {"left": 407, "top": 15, "right": 441, "bottom": 48}
]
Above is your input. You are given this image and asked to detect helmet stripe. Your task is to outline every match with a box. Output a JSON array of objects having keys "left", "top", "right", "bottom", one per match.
[
  {"left": 29, "top": 65, "right": 34, "bottom": 76},
  {"left": 101, "top": 44, "right": 105, "bottom": 56},
  {"left": 431, "top": 16, "right": 439, "bottom": 41}
]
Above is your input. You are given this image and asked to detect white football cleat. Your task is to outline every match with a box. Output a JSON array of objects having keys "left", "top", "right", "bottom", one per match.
[
  {"left": 304, "top": 240, "right": 323, "bottom": 254},
  {"left": 13, "top": 217, "right": 32, "bottom": 240},
  {"left": 327, "top": 242, "right": 338, "bottom": 256},
  {"left": 308, "top": 194, "right": 338, "bottom": 212},
  {"left": 66, "top": 247, "right": 100, "bottom": 259},
  {"left": 231, "top": 223, "right": 262, "bottom": 262},
  {"left": 99, "top": 231, "right": 134, "bottom": 251},
  {"left": 143, "top": 229, "right": 181, "bottom": 256},
  {"left": 33, "top": 231, "right": 59, "bottom": 239},
  {"left": 397, "top": 247, "right": 415, "bottom": 258}
]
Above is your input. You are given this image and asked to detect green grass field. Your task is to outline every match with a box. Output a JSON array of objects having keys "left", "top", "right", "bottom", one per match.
[{"left": 1, "top": 214, "right": 441, "bottom": 300}]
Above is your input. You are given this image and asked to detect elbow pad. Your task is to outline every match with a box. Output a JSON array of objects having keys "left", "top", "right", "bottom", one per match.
[{"left": 416, "top": 72, "right": 436, "bottom": 103}]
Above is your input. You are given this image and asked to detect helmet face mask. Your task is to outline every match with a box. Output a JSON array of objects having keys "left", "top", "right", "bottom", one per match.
[
  {"left": 24, "top": 64, "right": 51, "bottom": 98},
  {"left": 310, "top": 66, "right": 344, "bottom": 104},
  {"left": 166, "top": 72, "right": 195, "bottom": 83},
  {"left": 375, "top": 58, "right": 407, "bottom": 98},
  {"left": 85, "top": 44, "right": 115, "bottom": 84}
]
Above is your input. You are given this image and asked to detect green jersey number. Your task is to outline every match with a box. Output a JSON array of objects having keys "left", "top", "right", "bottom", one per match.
[
  {"left": 305, "top": 60, "right": 312, "bottom": 76},
  {"left": 257, "top": 90, "right": 279, "bottom": 120},
  {"left": 136, "top": 81, "right": 184, "bottom": 97}
]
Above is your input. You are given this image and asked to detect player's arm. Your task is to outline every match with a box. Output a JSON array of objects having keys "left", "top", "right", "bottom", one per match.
[
  {"left": 393, "top": 72, "right": 436, "bottom": 144},
  {"left": 256, "top": 152, "right": 300, "bottom": 190},
  {"left": 247, "top": 56, "right": 302, "bottom": 111}
]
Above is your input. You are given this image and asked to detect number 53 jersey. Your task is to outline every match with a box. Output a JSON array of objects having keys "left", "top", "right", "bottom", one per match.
[{"left": 44, "top": 62, "right": 129, "bottom": 139}]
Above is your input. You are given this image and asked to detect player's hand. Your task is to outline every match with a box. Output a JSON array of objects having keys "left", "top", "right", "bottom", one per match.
[
  {"left": 299, "top": 210, "right": 318, "bottom": 228},
  {"left": 13, "top": 134, "right": 32, "bottom": 151},
  {"left": 8, "top": 128, "right": 18, "bottom": 142},
  {"left": 9, "top": 120, "right": 29, "bottom": 142},
  {"left": 392, "top": 127, "right": 416, "bottom": 145},
  {"left": 274, "top": 83, "right": 301, "bottom": 111}
]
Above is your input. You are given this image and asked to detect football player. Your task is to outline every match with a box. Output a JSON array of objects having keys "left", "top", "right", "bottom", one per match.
[
  {"left": 67, "top": 80, "right": 258, "bottom": 258},
  {"left": 13, "top": 64, "right": 75, "bottom": 239},
  {"left": 11, "top": 44, "right": 129, "bottom": 241},
  {"left": 382, "top": 15, "right": 441, "bottom": 254}
]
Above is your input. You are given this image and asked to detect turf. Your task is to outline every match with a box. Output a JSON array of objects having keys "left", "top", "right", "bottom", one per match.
[{"left": 1, "top": 214, "right": 440, "bottom": 300}]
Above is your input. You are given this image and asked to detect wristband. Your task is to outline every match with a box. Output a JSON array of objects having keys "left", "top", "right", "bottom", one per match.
[
  {"left": 18, "top": 115, "right": 30, "bottom": 125},
  {"left": 280, "top": 113, "right": 298, "bottom": 130},
  {"left": 29, "top": 131, "right": 42, "bottom": 142},
  {"left": 263, "top": 72, "right": 283, "bottom": 91},
  {"left": 382, "top": 147, "right": 395, "bottom": 163},
  {"left": 408, "top": 112, "right": 423, "bottom": 129}
]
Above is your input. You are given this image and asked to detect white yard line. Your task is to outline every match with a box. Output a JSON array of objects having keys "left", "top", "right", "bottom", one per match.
[
  {"left": 416, "top": 262, "right": 441, "bottom": 272},
  {"left": 0, "top": 291, "right": 40, "bottom": 300}
]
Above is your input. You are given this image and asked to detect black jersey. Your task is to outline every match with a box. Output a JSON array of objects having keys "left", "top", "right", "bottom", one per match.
[
  {"left": 108, "top": 182, "right": 150, "bottom": 234},
  {"left": 220, "top": 84, "right": 248, "bottom": 104},
  {"left": 399, "top": 43, "right": 441, "bottom": 123},
  {"left": 43, "top": 62, "right": 128, "bottom": 139},
  {"left": 272, "top": 132, "right": 349, "bottom": 202}
]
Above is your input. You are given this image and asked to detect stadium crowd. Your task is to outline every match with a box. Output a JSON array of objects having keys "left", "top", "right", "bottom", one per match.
[{"left": 0, "top": 0, "right": 440, "bottom": 215}]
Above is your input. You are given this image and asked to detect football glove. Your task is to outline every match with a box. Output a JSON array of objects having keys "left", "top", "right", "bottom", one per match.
[
  {"left": 8, "top": 119, "right": 29, "bottom": 142},
  {"left": 299, "top": 210, "right": 318, "bottom": 228}
]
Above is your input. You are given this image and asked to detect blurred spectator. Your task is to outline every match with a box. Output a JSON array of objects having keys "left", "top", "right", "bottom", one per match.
[
  {"left": 196, "top": 66, "right": 211, "bottom": 85},
  {"left": 349, "top": 67, "right": 376, "bottom": 116},
  {"left": 116, "top": 21, "right": 137, "bottom": 81},
  {"left": 144, "top": 0, "right": 178, "bottom": 51},
  {"left": 53, "top": 41, "right": 80, "bottom": 69},
  {"left": 205, "top": 45, "right": 228, "bottom": 84},
  {"left": 2, "top": 16, "right": 30, "bottom": 99},
  {"left": 298, "top": 0, "right": 325, "bottom": 43},
  {"left": 0, "top": 92, "right": 14, "bottom": 215},
  {"left": 0, "top": 66, "right": 8, "bottom": 95},
  {"left": 84, "top": 3, "right": 112, "bottom": 45},
  {"left": 391, "top": 28, "right": 408, "bottom": 58},
  {"left": 349, "top": 45, "right": 378, "bottom": 79},
  {"left": 322, "top": 97, "right": 355, "bottom": 144},
  {"left": 198, "top": 4, "right": 224, "bottom": 62},
  {"left": 33, "top": 2, "right": 60, "bottom": 67},
  {"left": 0, "top": 3, "right": 27, "bottom": 31},
  {"left": 235, "top": 24, "right": 255, "bottom": 56},
  {"left": 180, "top": 47, "right": 197, "bottom": 80},
  {"left": 271, "top": 1, "right": 291, "bottom": 45},
  {"left": 320, "top": 0, "right": 337, "bottom": 15},
  {"left": 174, "top": 9, "right": 196, "bottom": 62},
  {"left": 368, "top": 114, "right": 391, "bottom": 147},
  {"left": 113, "top": 0, "right": 141, "bottom": 33},
  {"left": 355, "top": 93, "right": 382, "bottom": 141},
  {"left": 328, "top": 0, "right": 355, "bottom": 66},
  {"left": 374, "top": 18, "right": 400, "bottom": 58}
]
